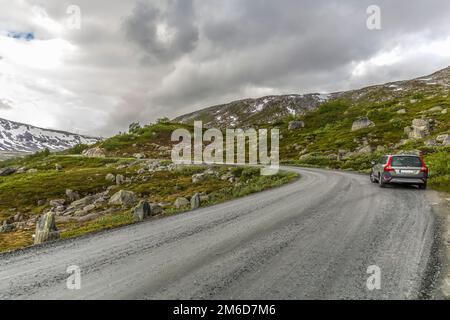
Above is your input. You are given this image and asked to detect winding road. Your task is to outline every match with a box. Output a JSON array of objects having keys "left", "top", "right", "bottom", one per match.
[{"left": 0, "top": 167, "right": 443, "bottom": 299}]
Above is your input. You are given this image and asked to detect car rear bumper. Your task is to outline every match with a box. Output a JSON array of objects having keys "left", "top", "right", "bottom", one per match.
[{"left": 388, "top": 177, "right": 426, "bottom": 184}]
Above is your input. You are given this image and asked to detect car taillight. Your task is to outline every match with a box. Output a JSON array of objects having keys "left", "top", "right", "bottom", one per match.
[
  {"left": 419, "top": 158, "right": 428, "bottom": 173},
  {"left": 384, "top": 156, "right": 394, "bottom": 172}
]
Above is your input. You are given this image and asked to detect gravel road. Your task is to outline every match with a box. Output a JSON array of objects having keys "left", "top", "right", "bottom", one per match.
[{"left": 0, "top": 167, "right": 443, "bottom": 299}]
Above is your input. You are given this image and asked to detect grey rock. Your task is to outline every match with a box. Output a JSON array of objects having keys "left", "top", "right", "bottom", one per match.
[
  {"left": 116, "top": 174, "right": 125, "bottom": 185},
  {"left": 427, "top": 106, "right": 443, "bottom": 113},
  {"left": 149, "top": 203, "right": 163, "bottom": 216},
  {"left": 351, "top": 117, "right": 375, "bottom": 131},
  {"left": 82, "top": 147, "right": 106, "bottom": 158},
  {"left": 288, "top": 120, "right": 305, "bottom": 130},
  {"left": 108, "top": 190, "right": 137, "bottom": 207},
  {"left": 133, "top": 153, "right": 145, "bottom": 159},
  {"left": 55, "top": 163, "right": 62, "bottom": 171},
  {"left": 66, "top": 189, "right": 80, "bottom": 201},
  {"left": 191, "top": 193, "right": 200, "bottom": 210},
  {"left": 105, "top": 173, "right": 115, "bottom": 182},
  {"left": 174, "top": 197, "right": 189, "bottom": 209},
  {"left": 34, "top": 212, "right": 60, "bottom": 244},
  {"left": 133, "top": 200, "right": 150, "bottom": 221},
  {"left": 0, "top": 167, "right": 16, "bottom": 176},
  {"left": 49, "top": 199, "right": 66, "bottom": 207},
  {"left": 0, "top": 221, "right": 15, "bottom": 233}
]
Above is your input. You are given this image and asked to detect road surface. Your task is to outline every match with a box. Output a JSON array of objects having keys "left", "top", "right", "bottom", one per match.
[{"left": 0, "top": 167, "right": 443, "bottom": 299}]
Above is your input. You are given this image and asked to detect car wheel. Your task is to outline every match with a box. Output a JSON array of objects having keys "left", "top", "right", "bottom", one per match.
[
  {"left": 378, "top": 174, "right": 386, "bottom": 188},
  {"left": 419, "top": 183, "right": 427, "bottom": 190},
  {"left": 370, "top": 171, "right": 377, "bottom": 183}
]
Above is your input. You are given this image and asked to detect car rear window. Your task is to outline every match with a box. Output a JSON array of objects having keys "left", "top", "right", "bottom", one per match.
[{"left": 391, "top": 156, "right": 422, "bottom": 167}]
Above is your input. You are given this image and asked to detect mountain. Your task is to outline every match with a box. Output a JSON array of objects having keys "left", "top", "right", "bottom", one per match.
[
  {"left": 174, "top": 93, "right": 334, "bottom": 128},
  {"left": 173, "top": 66, "right": 450, "bottom": 128},
  {"left": 0, "top": 117, "right": 100, "bottom": 153}
]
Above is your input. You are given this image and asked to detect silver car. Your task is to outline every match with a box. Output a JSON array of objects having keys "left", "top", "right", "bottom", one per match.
[{"left": 370, "top": 154, "right": 428, "bottom": 189}]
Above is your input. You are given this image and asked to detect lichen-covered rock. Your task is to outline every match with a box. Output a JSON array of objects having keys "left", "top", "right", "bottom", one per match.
[
  {"left": 34, "top": 212, "right": 60, "bottom": 244},
  {"left": 133, "top": 200, "right": 151, "bottom": 222},
  {"left": 49, "top": 199, "right": 66, "bottom": 207},
  {"left": 436, "top": 134, "right": 450, "bottom": 146},
  {"left": 116, "top": 174, "right": 125, "bottom": 185},
  {"left": 133, "top": 201, "right": 162, "bottom": 221},
  {"left": 0, "top": 221, "right": 15, "bottom": 234},
  {"left": 108, "top": 190, "right": 137, "bottom": 207},
  {"left": 66, "top": 189, "right": 80, "bottom": 202},
  {"left": 406, "top": 119, "right": 431, "bottom": 140},
  {"left": 82, "top": 146, "right": 106, "bottom": 158},
  {"left": 105, "top": 173, "right": 115, "bottom": 182},
  {"left": 191, "top": 193, "right": 200, "bottom": 210},
  {"left": 288, "top": 120, "right": 305, "bottom": 130},
  {"left": 174, "top": 197, "right": 189, "bottom": 209},
  {"left": 351, "top": 117, "right": 375, "bottom": 131},
  {"left": 0, "top": 167, "right": 16, "bottom": 176}
]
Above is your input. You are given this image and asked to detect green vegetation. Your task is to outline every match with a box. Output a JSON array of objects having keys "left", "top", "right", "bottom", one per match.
[
  {"left": 0, "top": 145, "right": 297, "bottom": 253},
  {"left": 280, "top": 91, "right": 450, "bottom": 192}
]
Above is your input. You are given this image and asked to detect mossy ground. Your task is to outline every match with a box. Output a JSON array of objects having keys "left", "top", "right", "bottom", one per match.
[{"left": 0, "top": 151, "right": 297, "bottom": 253}]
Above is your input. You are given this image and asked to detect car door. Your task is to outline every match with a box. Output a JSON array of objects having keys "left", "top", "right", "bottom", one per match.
[{"left": 376, "top": 156, "right": 387, "bottom": 176}]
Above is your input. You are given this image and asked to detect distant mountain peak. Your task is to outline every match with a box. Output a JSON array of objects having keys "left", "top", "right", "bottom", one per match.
[{"left": 0, "top": 117, "right": 100, "bottom": 153}]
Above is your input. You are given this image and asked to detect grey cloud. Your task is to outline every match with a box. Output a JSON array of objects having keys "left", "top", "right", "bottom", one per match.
[
  {"left": 0, "top": 100, "right": 13, "bottom": 110},
  {"left": 1, "top": 0, "right": 450, "bottom": 136},
  {"left": 123, "top": 0, "right": 199, "bottom": 64}
]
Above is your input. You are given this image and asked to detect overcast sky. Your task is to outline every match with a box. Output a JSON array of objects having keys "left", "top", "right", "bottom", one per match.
[{"left": 1, "top": 0, "right": 450, "bottom": 137}]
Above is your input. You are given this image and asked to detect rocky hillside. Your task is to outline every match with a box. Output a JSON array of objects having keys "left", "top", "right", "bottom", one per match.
[
  {"left": 173, "top": 67, "right": 450, "bottom": 128},
  {"left": 174, "top": 93, "right": 332, "bottom": 128},
  {"left": 0, "top": 117, "right": 100, "bottom": 153},
  {"left": 172, "top": 66, "right": 450, "bottom": 191}
]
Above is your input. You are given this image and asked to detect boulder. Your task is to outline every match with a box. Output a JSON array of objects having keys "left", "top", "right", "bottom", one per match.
[
  {"left": 192, "top": 173, "right": 207, "bottom": 184},
  {"left": 133, "top": 153, "right": 145, "bottom": 159},
  {"left": 27, "top": 168, "right": 38, "bottom": 173},
  {"left": 133, "top": 201, "right": 163, "bottom": 222},
  {"left": 149, "top": 203, "right": 163, "bottom": 215},
  {"left": 108, "top": 190, "right": 137, "bottom": 207},
  {"left": 49, "top": 199, "right": 66, "bottom": 207},
  {"left": 436, "top": 134, "right": 450, "bottom": 145},
  {"left": 411, "top": 118, "right": 430, "bottom": 129},
  {"left": 16, "top": 167, "right": 27, "bottom": 174},
  {"left": 137, "top": 168, "right": 146, "bottom": 175},
  {"left": 351, "top": 117, "right": 375, "bottom": 131},
  {"left": 55, "top": 164, "right": 62, "bottom": 171},
  {"left": 116, "top": 174, "right": 125, "bottom": 185},
  {"left": 0, "top": 221, "right": 15, "bottom": 233},
  {"left": 427, "top": 106, "right": 443, "bottom": 113},
  {"left": 66, "top": 189, "right": 80, "bottom": 202},
  {"left": 174, "top": 197, "right": 189, "bottom": 209},
  {"left": 405, "top": 119, "right": 431, "bottom": 140},
  {"left": 34, "top": 212, "right": 60, "bottom": 244},
  {"left": 288, "top": 120, "right": 305, "bottom": 130},
  {"left": 191, "top": 193, "right": 200, "bottom": 210},
  {"left": 82, "top": 147, "right": 106, "bottom": 158},
  {"left": 105, "top": 173, "right": 115, "bottom": 182},
  {"left": 436, "top": 134, "right": 447, "bottom": 142},
  {"left": 133, "top": 200, "right": 151, "bottom": 221},
  {"left": 425, "top": 139, "right": 438, "bottom": 146},
  {"left": 396, "top": 109, "right": 407, "bottom": 114},
  {"left": 0, "top": 167, "right": 16, "bottom": 176},
  {"left": 355, "top": 145, "right": 374, "bottom": 154}
]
